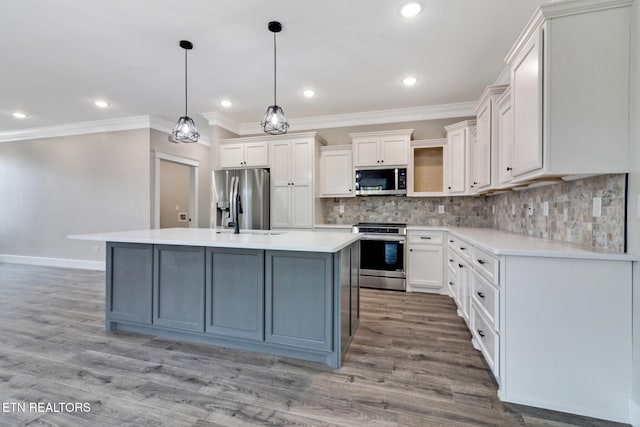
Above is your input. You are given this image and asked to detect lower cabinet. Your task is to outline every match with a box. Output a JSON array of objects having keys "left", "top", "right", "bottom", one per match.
[
  {"left": 205, "top": 248, "right": 264, "bottom": 341},
  {"left": 265, "top": 250, "right": 333, "bottom": 351},
  {"left": 106, "top": 243, "right": 153, "bottom": 325},
  {"left": 407, "top": 230, "right": 444, "bottom": 293},
  {"left": 153, "top": 245, "right": 205, "bottom": 332}
]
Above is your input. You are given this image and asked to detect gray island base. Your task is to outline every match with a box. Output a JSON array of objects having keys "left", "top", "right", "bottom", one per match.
[{"left": 91, "top": 229, "right": 361, "bottom": 368}]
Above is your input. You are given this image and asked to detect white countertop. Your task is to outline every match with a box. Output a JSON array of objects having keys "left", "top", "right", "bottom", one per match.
[
  {"left": 69, "top": 228, "right": 361, "bottom": 253},
  {"left": 408, "top": 226, "right": 637, "bottom": 261}
]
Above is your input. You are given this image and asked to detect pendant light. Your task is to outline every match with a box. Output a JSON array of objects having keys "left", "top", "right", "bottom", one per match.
[
  {"left": 172, "top": 40, "right": 200, "bottom": 143},
  {"left": 260, "top": 21, "right": 289, "bottom": 135}
]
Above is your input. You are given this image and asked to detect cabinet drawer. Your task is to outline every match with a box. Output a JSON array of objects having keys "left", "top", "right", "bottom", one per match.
[
  {"left": 472, "top": 248, "right": 499, "bottom": 284},
  {"left": 471, "top": 272, "right": 499, "bottom": 327},
  {"left": 471, "top": 304, "right": 499, "bottom": 376},
  {"left": 408, "top": 231, "right": 443, "bottom": 245}
]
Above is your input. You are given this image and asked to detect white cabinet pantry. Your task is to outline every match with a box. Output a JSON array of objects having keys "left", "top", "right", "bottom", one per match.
[
  {"left": 406, "top": 230, "right": 445, "bottom": 293},
  {"left": 473, "top": 85, "right": 507, "bottom": 192},
  {"left": 504, "top": 0, "right": 631, "bottom": 182},
  {"left": 444, "top": 121, "right": 475, "bottom": 195},
  {"left": 318, "top": 145, "right": 354, "bottom": 197},
  {"left": 269, "top": 133, "right": 324, "bottom": 229},
  {"left": 218, "top": 141, "right": 268, "bottom": 169},
  {"left": 351, "top": 129, "right": 413, "bottom": 167}
]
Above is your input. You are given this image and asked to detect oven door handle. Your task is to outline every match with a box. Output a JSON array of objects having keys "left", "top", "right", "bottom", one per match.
[{"left": 358, "top": 234, "right": 406, "bottom": 243}]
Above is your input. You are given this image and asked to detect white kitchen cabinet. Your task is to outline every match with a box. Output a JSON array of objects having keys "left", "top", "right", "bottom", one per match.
[
  {"left": 270, "top": 133, "right": 323, "bottom": 229},
  {"left": 443, "top": 228, "right": 634, "bottom": 423},
  {"left": 444, "top": 120, "right": 475, "bottom": 195},
  {"left": 408, "top": 139, "right": 446, "bottom": 196},
  {"left": 218, "top": 141, "right": 268, "bottom": 169},
  {"left": 318, "top": 145, "right": 354, "bottom": 197},
  {"left": 351, "top": 129, "right": 413, "bottom": 167},
  {"left": 406, "top": 230, "right": 444, "bottom": 293},
  {"left": 473, "top": 85, "right": 507, "bottom": 192},
  {"left": 496, "top": 87, "right": 514, "bottom": 186},
  {"left": 505, "top": 0, "right": 631, "bottom": 182}
]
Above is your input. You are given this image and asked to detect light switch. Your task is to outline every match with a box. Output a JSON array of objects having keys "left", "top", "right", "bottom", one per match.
[
  {"left": 339, "top": 204, "right": 345, "bottom": 214},
  {"left": 593, "top": 197, "right": 602, "bottom": 217},
  {"left": 543, "top": 201, "right": 549, "bottom": 216},
  {"left": 492, "top": 205, "right": 495, "bottom": 214},
  {"left": 438, "top": 205, "right": 445, "bottom": 214},
  {"left": 511, "top": 203, "right": 516, "bottom": 215}
]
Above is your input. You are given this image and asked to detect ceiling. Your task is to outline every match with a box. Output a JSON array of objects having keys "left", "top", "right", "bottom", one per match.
[{"left": 0, "top": 0, "right": 547, "bottom": 135}]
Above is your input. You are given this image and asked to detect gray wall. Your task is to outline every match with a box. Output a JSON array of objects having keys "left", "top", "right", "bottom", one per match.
[
  {"left": 630, "top": 0, "right": 640, "bottom": 417},
  {"left": 159, "top": 159, "right": 190, "bottom": 228},
  {"left": 0, "top": 129, "right": 150, "bottom": 262},
  {"left": 150, "top": 129, "right": 211, "bottom": 228}
]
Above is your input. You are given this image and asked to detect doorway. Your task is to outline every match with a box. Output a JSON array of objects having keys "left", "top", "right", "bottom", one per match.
[{"left": 153, "top": 151, "right": 199, "bottom": 229}]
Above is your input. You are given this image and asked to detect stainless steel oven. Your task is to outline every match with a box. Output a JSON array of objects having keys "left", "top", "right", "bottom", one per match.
[{"left": 352, "top": 223, "right": 406, "bottom": 291}]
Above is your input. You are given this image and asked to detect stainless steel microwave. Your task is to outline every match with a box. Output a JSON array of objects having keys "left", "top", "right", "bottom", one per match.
[{"left": 354, "top": 168, "right": 407, "bottom": 196}]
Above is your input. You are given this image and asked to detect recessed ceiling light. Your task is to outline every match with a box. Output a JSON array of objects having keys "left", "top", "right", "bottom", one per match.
[
  {"left": 400, "top": 2, "right": 422, "bottom": 18},
  {"left": 94, "top": 100, "right": 109, "bottom": 108},
  {"left": 403, "top": 76, "right": 417, "bottom": 86},
  {"left": 12, "top": 112, "right": 26, "bottom": 119},
  {"left": 303, "top": 89, "right": 316, "bottom": 98},
  {"left": 220, "top": 100, "right": 232, "bottom": 108}
]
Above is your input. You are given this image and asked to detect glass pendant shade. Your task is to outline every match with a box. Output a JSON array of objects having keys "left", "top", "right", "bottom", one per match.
[
  {"left": 172, "top": 116, "right": 200, "bottom": 143},
  {"left": 261, "top": 104, "right": 289, "bottom": 135}
]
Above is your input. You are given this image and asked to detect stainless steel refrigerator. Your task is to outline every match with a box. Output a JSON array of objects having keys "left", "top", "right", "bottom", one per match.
[{"left": 212, "top": 169, "right": 270, "bottom": 230}]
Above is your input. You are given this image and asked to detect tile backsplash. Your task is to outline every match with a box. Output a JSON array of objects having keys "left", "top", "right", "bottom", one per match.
[{"left": 321, "top": 174, "right": 626, "bottom": 252}]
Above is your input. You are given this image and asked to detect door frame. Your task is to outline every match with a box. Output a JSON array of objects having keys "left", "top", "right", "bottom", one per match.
[{"left": 153, "top": 150, "right": 199, "bottom": 229}]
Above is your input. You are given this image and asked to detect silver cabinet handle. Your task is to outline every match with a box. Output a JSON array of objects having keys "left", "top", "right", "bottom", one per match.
[{"left": 420, "top": 236, "right": 432, "bottom": 240}]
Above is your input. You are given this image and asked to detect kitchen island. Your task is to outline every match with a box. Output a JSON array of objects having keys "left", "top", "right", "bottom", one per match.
[{"left": 70, "top": 228, "right": 361, "bottom": 368}]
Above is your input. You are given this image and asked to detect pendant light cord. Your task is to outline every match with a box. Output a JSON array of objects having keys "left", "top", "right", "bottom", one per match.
[
  {"left": 273, "top": 31, "right": 277, "bottom": 106},
  {"left": 184, "top": 48, "right": 189, "bottom": 116}
]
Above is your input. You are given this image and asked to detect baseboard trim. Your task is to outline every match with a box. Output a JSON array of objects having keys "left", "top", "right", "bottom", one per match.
[
  {"left": 630, "top": 398, "right": 640, "bottom": 426},
  {"left": 0, "top": 254, "right": 105, "bottom": 271}
]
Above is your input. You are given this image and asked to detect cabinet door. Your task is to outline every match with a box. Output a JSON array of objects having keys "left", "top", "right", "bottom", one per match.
[
  {"left": 380, "top": 136, "right": 409, "bottom": 166},
  {"left": 512, "top": 27, "right": 543, "bottom": 177},
  {"left": 290, "top": 140, "right": 313, "bottom": 228},
  {"left": 408, "top": 245, "right": 444, "bottom": 290},
  {"left": 220, "top": 143, "right": 245, "bottom": 169},
  {"left": 205, "top": 248, "right": 264, "bottom": 341},
  {"left": 498, "top": 93, "right": 514, "bottom": 185},
  {"left": 353, "top": 138, "right": 379, "bottom": 167},
  {"left": 320, "top": 150, "right": 353, "bottom": 196},
  {"left": 153, "top": 245, "right": 205, "bottom": 332},
  {"left": 473, "top": 101, "right": 492, "bottom": 190},
  {"left": 265, "top": 251, "right": 333, "bottom": 351},
  {"left": 244, "top": 142, "right": 269, "bottom": 168},
  {"left": 270, "top": 141, "right": 292, "bottom": 228},
  {"left": 106, "top": 243, "right": 153, "bottom": 325},
  {"left": 447, "top": 128, "right": 467, "bottom": 194}
]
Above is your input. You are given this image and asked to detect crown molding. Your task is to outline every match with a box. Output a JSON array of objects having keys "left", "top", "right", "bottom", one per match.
[
  {"left": 234, "top": 102, "right": 477, "bottom": 136},
  {"left": 0, "top": 115, "right": 210, "bottom": 146},
  {"left": 475, "top": 84, "right": 509, "bottom": 113},
  {"left": 201, "top": 111, "right": 241, "bottom": 135}
]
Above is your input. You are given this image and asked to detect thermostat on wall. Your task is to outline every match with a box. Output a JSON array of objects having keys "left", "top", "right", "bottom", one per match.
[{"left": 178, "top": 212, "right": 188, "bottom": 222}]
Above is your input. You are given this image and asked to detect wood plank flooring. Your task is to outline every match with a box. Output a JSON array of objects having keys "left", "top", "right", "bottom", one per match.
[{"left": 0, "top": 263, "right": 626, "bottom": 426}]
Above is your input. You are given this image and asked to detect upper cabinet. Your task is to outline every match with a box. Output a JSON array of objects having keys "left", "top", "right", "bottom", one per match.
[
  {"left": 270, "top": 133, "right": 324, "bottom": 229},
  {"left": 444, "top": 121, "right": 476, "bottom": 195},
  {"left": 408, "top": 139, "right": 446, "bottom": 197},
  {"left": 473, "top": 85, "right": 508, "bottom": 192},
  {"left": 318, "top": 145, "right": 354, "bottom": 198},
  {"left": 496, "top": 87, "right": 514, "bottom": 186},
  {"left": 218, "top": 141, "right": 268, "bottom": 170},
  {"left": 351, "top": 129, "right": 413, "bottom": 167},
  {"left": 504, "top": 0, "right": 631, "bottom": 182}
]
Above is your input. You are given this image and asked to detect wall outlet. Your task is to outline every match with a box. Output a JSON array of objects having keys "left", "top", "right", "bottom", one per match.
[
  {"left": 438, "top": 205, "right": 445, "bottom": 214},
  {"left": 492, "top": 205, "right": 495, "bottom": 214},
  {"left": 593, "top": 197, "right": 602, "bottom": 217},
  {"left": 339, "top": 204, "right": 345, "bottom": 214},
  {"left": 176, "top": 204, "right": 180, "bottom": 211},
  {"left": 93, "top": 245, "right": 100, "bottom": 254},
  {"left": 527, "top": 205, "right": 533, "bottom": 216},
  {"left": 511, "top": 203, "right": 516, "bottom": 215},
  {"left": 543, "top": 201, "right": 549, "bottom": 216}
]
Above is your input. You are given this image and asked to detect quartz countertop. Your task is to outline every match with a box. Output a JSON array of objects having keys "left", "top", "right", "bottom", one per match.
[
  {"left": 69, "top": 228, "right": 360, "bottom": 253},
  {"left": 408, "top": 226, "right": 637, "bottom": 261}
]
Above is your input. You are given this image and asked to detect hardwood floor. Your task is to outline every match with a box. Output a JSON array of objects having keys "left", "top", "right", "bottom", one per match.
[{"left": 0, "top": 263, "right": 626, "bottom": 426}]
